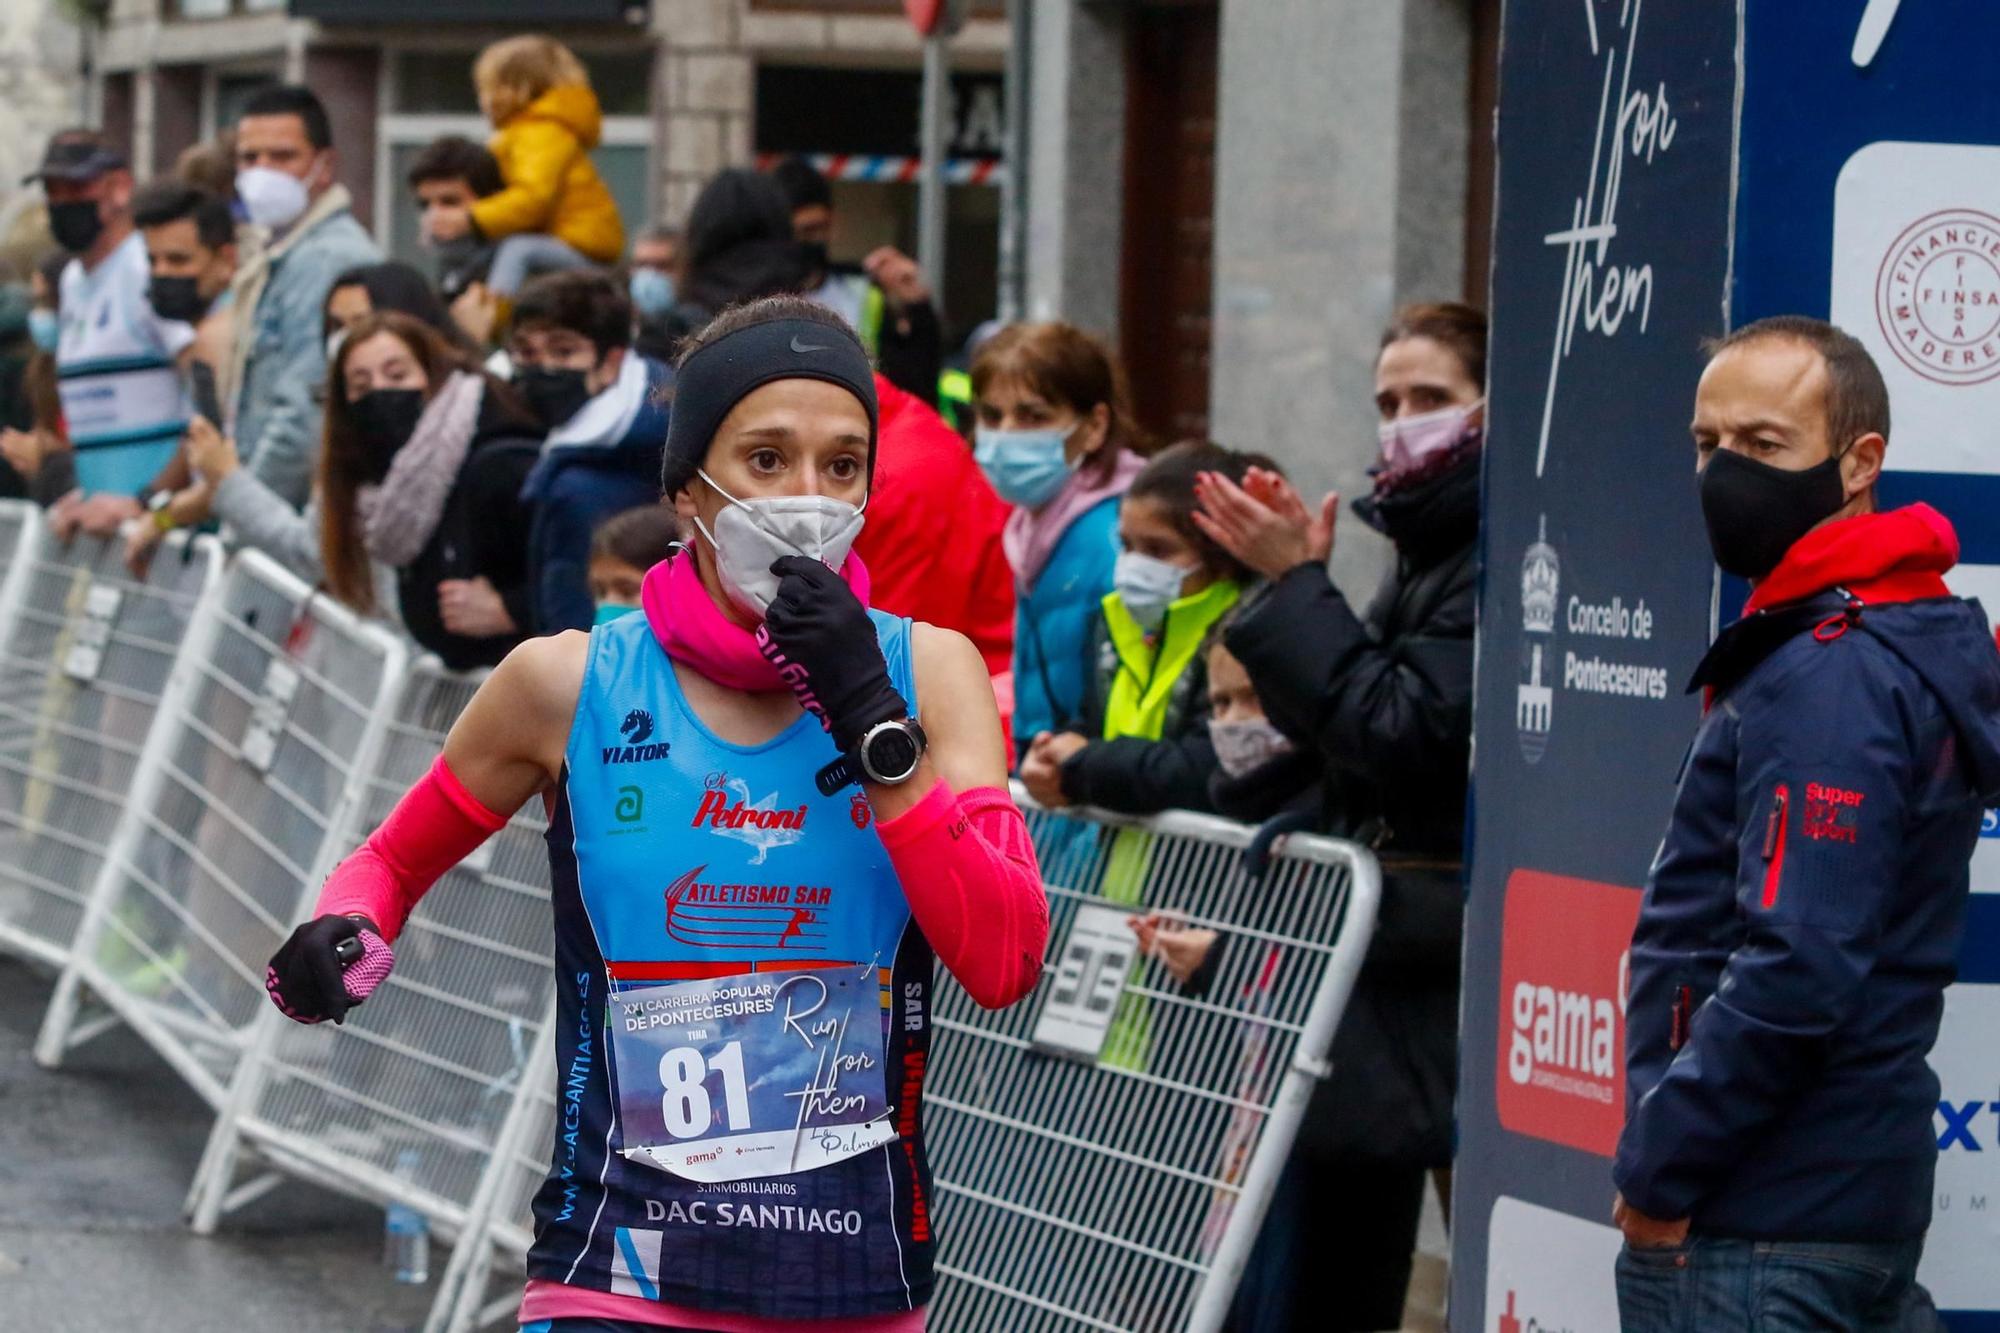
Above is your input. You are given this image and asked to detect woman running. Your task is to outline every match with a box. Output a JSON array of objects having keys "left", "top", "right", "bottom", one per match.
[{"left": 264, "top": 294, "right": 1050, "bottom": 1332}]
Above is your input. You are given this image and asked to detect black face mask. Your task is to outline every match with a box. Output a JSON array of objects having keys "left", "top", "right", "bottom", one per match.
[
  {"left": 798, "top": 240, "right": 830, "bottom": 277},
  {"left": 1699, "top": 446, "right": 1849, "bottom": 580},
  {"left": 148, "top": 275, "right": 209, "bottom": 325},
  {"left": 348, "top": 388, "right": 428, "bottom": 482},
  {"left": 48, "top": 200, "right": 104, "bottom": 255},
  {"left": 515, "top": 365, "right": 594, "bottom": 431}
]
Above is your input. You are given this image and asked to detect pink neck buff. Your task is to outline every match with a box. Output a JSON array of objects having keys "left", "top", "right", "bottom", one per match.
[{"left": 641, "top": 549, "right": 873, "bottom": 691}]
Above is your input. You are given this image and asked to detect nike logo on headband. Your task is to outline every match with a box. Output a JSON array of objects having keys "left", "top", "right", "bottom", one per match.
[{"left": 790, "top": 336, "right": 832, "bottom": 354}]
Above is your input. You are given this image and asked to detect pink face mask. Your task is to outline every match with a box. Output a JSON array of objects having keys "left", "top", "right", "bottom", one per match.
[{"left": 1377, "top": 399, "right": 1483, "bottom": 473}]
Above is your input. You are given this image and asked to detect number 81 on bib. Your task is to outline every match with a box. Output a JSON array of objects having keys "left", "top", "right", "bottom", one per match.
[{"left": 611, "top": 969, "right": 897, "bottom": 1183}]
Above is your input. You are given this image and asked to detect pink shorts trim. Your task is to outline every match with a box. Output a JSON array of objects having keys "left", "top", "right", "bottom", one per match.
[{"left": 518, "top": 1279, "right": 926, "bottom": 1332}]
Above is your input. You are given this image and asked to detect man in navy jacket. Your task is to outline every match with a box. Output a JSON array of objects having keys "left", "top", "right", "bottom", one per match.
[{"left": 1615, "top": 316, "right": 2000, "bottom": 1332}]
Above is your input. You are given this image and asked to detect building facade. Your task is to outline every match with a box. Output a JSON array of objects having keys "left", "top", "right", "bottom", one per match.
[
  {"left": 79, "top": 0, "right": 1008, "bottom": 332},
  {"left": 1025, "top": 0, "right": 1498, "bottom": 600},
  {"left": 54, "top": 0, "right": 1499, "bottom": 604}
]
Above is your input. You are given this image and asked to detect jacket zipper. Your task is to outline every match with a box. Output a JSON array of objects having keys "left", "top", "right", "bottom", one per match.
[
  {"left": 1669, "top": 985, "right": 1693, "bottom": 1052},
  {"left": 1761, "top": 782, "right": 1790, "bottom": 909}
]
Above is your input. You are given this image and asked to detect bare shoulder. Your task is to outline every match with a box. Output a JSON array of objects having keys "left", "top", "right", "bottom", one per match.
[
  {"left": 498, "top": 630, "right": 590, "bottom": 705},
  {"left": 910, "top": 621, "right": 987, "bottom": 685},
  {"left": 909, "top": 622, "right": 1009, "bottom": 788},
  {"left": 476, "top": 630, "right": 590, "bottom": 747}
]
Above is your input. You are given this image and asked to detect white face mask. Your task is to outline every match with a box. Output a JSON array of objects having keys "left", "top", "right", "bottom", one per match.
[
  {"left": 1113, "top": 549, "right": 1192, "bottom": 633},
  {"left": 692, "top": 469, "right": 867, "bottom": 617},
  {"left": 1208, "top": 716, "right": 1295, "bottom": 779},
  {"left": 1376, "top": 398, "right": 1483, "bottom": 473},
  {"left": 236, "top": 165, "right": 312, "bottom": 231}
]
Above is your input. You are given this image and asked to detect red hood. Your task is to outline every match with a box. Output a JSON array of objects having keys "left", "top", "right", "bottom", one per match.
[
  {"left": 1744, "top": 503, "right": 1958, "bottom": 615},
  {"left": 874, "top": 371, "right": 914, "bottom": 428}
]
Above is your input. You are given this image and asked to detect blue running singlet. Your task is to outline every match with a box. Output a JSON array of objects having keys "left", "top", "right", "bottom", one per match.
[{"left": 526, "top": 611, "right": 937, "bottom": 1320}]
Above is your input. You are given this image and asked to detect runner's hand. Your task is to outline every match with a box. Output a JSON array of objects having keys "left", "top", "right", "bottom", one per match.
[
  {"left": 266, "top": 914, "right": 393, "bottom": 1025},
  {"left": 759, "top": 555, "right": 909, "bottom": 754}
]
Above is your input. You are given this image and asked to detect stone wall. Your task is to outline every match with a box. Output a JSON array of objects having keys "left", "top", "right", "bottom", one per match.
[{"left": 0, "top": 0, "right": 87, "bottom": 269}]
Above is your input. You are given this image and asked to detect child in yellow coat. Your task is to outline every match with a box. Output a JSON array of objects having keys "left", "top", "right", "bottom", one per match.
[{"left": 428, "top": 35, "right": 626, "bottom": 303}]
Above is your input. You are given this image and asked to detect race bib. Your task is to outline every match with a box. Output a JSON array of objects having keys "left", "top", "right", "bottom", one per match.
[{"left": 610, "top": 967, "right": 895, "bottom": 1183}]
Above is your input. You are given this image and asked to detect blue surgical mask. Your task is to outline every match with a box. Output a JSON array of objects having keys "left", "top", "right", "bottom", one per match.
[
  {"left": 28, "top": 308, "right": 58, "bottom": 353},
  {"left": 1112, "top": 549, "right": 1191, "bottom": 633},
  {"left": 629, "top": 268, "right": 675, "bottom": 322},
  {"left": 593, "top": 602, "right": 640, "bottom": 626},
  {"left": 974, "top": 426, "right": 1077, "bottom": 509}
]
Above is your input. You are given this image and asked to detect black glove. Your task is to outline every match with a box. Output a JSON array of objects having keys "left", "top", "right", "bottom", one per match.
[
  {"left": 266, "top": 913, "right": 391, "bottom": 1025},
  {"left": 759, "top": 555, "right": 909, "bottom": 753}
]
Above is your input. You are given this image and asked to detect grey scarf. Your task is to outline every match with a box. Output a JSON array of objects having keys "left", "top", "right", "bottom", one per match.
[{"left": 357, "top": 370, "right": 485, "bottom": 568}]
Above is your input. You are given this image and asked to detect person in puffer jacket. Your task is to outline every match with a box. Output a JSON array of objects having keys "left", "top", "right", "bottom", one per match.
[
  {"left": 1613, "top": 315, "right": 2000, "bottom": 1333},
  {"left": 420, "top": 35, "right": 625, "bottom": 302}
]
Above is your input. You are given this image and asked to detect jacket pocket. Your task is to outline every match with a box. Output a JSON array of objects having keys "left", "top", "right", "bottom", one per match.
[{"left": 1761, "top": 782, "right": 1790, "bottom": 910}]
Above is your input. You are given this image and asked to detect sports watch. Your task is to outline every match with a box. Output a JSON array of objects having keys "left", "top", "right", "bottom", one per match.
[
  {"left": 856, "top": 717, "right": 929, "bottom": 784},
  {"left": 814, "top": 717, "right": 929, "bottom": 795}
]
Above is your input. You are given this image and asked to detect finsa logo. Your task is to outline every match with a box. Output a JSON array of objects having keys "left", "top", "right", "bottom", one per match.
[
  {"left": 1496, "top": 870, "right": 1640, "bottom": 1157},
  {"left": 603, "top": 708, "right": 672, "bottom": 765},
  {"left": 693, "top": 771, "right": 807, "bottom": 864},
  {"left": 1873, "top": 208, "right": 2000, "bottom": 387}
]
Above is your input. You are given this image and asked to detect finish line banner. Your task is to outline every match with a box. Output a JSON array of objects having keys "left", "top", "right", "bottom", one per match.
[{"left": 1457, "top": 3, "right": 2000, "bottom": 1330}]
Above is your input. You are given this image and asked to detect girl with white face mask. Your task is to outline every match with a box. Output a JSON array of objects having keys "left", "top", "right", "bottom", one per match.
[
  {"left": 970, "top": 322, "right": 1150, "bottom": 761},
  {"left": 1018, "top": 441, "right": 1278, "bottom": 817},
  {"left": 262, "top": 295, "right": 1048, "bottom": 1333}
]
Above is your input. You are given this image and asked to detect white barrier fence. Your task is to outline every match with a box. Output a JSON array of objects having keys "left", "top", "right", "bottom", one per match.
[
  {"left": 32, "top": 547, "right": 408, "bottom": 1106},
  {"left": 0, "top": 520, "right": 220, "bottom": 968},
  {"left": 0, "top": 497, "right": 1381, "bottom": 1333}
]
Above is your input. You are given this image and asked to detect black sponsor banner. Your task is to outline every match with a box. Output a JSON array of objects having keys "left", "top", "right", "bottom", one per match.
[{"left": 1452, "top": 3, "right": 1735, "bottom": 1327}]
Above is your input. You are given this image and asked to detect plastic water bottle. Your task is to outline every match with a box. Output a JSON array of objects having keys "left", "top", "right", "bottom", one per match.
[{"left": 383, "top": 1149, "right": 430, "bottom": 1284}]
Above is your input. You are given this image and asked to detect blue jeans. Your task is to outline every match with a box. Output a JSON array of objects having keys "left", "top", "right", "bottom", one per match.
[
  {"left": 1615, "top": 1235, "right": 1941, "bottom": 1333},
  {"left": 488, "top": 233, "right": 600, "bottom": 296}
]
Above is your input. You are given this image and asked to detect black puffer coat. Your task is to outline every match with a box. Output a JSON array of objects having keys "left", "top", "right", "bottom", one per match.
[{"left": 1223, "top": 448, "right": 1477, "bottom": 1169}]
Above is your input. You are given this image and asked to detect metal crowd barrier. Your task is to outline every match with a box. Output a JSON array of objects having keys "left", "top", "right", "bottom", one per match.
[
  {"left": 433, "top": 784, "right": 1379, "bottom": 1333},
  {"left": 0, "top": 502, "right": 222, "bottom": 968},
  {"left": 428, "top": 1054, "right": 558, "bottom": 1333},
  {"left": 187, "top": 658, "right": 559, "bottom": 1281},
  {"left": 33, "top": 549, "right": 408, "bottom": 1107}
]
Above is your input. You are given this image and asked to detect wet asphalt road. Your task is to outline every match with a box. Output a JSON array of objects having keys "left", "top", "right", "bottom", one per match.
[{"left": 0, "top": 957, "right": 450, "bottom": 1332}]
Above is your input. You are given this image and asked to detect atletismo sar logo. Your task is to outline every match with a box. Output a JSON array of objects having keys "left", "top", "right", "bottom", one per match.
[{"left": 604, "top": 708, "right": 672, "bottom": 764}]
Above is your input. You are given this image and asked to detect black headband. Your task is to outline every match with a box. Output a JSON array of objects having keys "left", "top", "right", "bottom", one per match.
[{"left": 664, "top": 317, "right": 879, "bottom": 484}]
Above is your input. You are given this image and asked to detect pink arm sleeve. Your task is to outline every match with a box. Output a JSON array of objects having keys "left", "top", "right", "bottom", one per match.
[
  {"left": 876, "top": 782, "right": 1049, "bottom": 1009},
  {"left": 315, "top": 756, "right": 511, "bottom": 943}
]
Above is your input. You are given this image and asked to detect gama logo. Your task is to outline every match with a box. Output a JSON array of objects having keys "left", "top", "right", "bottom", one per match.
[{"left": 1495, "top": 869, "right": 1641, "bottom": 1157}]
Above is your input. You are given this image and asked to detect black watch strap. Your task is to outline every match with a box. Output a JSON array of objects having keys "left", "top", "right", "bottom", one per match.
[{"left": 816, "top": 753, "right": 861, "bottom": 797}]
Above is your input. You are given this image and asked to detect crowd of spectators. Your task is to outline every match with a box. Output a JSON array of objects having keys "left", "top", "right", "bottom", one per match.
[{"left": 0, "top": 34, "right": 1480, "bottom": 1331}]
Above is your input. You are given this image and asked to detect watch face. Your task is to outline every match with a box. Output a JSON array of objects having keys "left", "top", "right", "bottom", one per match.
[{"left": 866, "top": 727, "right": 920, "bottom": 781}]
